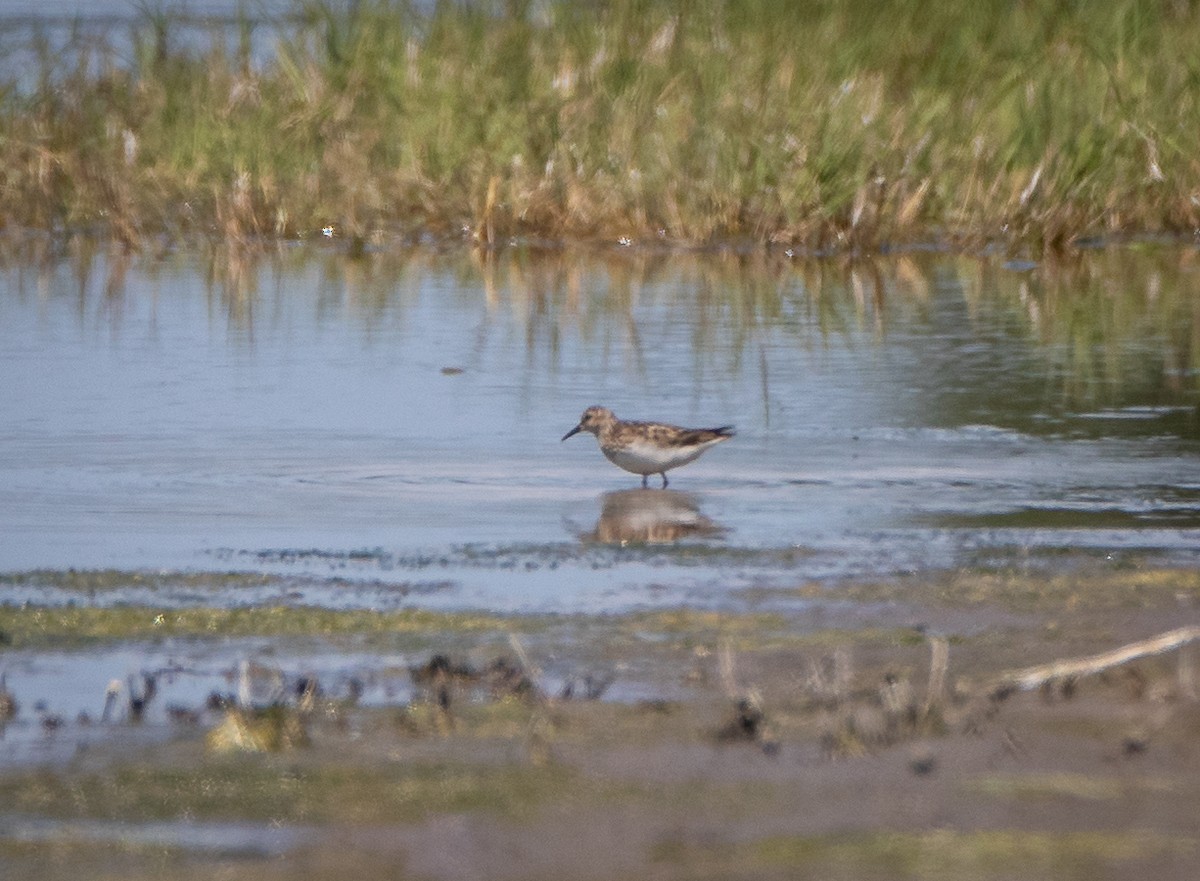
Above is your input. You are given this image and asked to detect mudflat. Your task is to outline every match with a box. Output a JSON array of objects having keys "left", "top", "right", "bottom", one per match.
[{"left": 1, "top": 560, "right": 1198, "bottom": 880}]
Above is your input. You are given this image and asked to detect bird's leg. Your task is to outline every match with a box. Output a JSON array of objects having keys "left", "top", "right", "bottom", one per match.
[
  {"left": 661, "top": 473, "right": 669, "bottom": 488},
  {"left": 641, "top": 474, "right": 649, "bottom": 488}
]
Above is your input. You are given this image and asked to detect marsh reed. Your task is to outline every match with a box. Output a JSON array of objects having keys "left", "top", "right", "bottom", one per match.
[{"left": 0, "top": 0, "right": 1197, "bottom": 252}]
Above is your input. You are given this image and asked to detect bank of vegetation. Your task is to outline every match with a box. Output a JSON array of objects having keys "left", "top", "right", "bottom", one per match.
[{"left": 0, "top": 0, "right": 1198, "bottom": 252}]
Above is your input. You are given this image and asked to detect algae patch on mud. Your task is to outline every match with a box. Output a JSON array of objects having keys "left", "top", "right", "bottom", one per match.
[
  {"left": 1, "top": 570, "right": 291, "bottom": 593},
  {"left": 0, "top": 757, "right": 578, "bottom": 825},
  {"left": 0, "top": 595, "right": 831, "bottom": 651},
  {"left": 738, "top": 830, "right": 1194, "bottom": 880},
  {"left": 791, "top": 564, "right": 1200, "bottom": 614},
  {"left": 0, "top": 605, "right": 528, "bottom": 649},
  {"left": 965, "top": 772, "right": 1178, "bottom": 802}
]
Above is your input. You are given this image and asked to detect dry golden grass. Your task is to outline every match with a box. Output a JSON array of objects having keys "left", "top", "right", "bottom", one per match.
[{"left": 0, "top": 0, "right": 1197, "bottom": 252}]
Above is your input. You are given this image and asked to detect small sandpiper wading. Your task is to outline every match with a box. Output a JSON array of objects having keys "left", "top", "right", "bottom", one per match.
[{"left": 561, "top": 406, "right": 734, "bottom": 488}]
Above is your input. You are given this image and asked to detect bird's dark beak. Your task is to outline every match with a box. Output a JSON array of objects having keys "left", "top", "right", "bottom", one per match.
[{"left": 561, "top": 424, "right": 582, "bottom": 442}]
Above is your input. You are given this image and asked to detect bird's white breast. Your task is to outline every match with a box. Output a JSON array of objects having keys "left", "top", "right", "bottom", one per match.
[{"left": 602, "top": 438, "right": 717, "bottom": 475}]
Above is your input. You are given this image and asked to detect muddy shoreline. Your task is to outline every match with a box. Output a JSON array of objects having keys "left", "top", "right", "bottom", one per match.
[{"left": 2, "top": 561, "right": 1198, "bottom": 879}]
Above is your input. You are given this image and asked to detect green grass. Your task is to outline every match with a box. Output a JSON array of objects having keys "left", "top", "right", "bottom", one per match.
[{"left": 0, "top": 0, "right": 1197, "bottom": 251}]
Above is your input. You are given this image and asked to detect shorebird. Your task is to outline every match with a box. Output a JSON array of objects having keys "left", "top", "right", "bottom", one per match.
[{"left": 561, "top": 406, "right": 734, "bottom": 487}]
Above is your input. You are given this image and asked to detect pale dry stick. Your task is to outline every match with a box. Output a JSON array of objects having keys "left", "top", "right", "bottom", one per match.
[
  {"left": 800, "top": 647, "right": 853, "bottom": 708},
  {"left": 896, "top": 178, "right": 932, "bottom": 229},
  {"left": 717, "top": 638, "right": 739, "bottom": 700},
  {"left": 1178, "top": 644, "right": 1196, "bottom": 701},
  {"left": 507, "top": 632, "right": 546, "bottom": 703},
  {"left": 507, "top": 632, "right": 537, "bottom": 679},
  {"left": 482, "top": 175, "right": 499, "bottom": 246},
  {"left": 716, "top": 638, "right": 772, "bottom": 748},
  {"left": 507, "top": 633, "right": 555, "bottom": 765},
  {"left": 989, "top": 626, "right": 1200, "bottom": 700},
  {"left": 237, "top": 659, "right": 252, "bottom": 708},
  {"left": 924, "top": 635, "right": 950, "bottom": 717},
  {"left": 718, "top": 638, "right": 765, "bottom": 711},
  {"left": 833, "top": 646, "right": 853, "bottom": 702}
]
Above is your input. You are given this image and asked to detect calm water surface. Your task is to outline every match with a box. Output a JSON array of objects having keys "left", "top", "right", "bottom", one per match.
[
  {"left": 2, "top": 242, "right": 1199, "bottom": 614},
  {"left": 0, "top": 0, "right": 295, "bottom": 20}
]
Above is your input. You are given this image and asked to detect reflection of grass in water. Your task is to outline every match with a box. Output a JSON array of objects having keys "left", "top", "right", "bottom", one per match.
[
  {"left": 1, "top": 0, "right": 1198, "bottom": 249},
  {"left": 983, "top": 249, "right": 1200, "bottom": 409},
  {"left": 21, "top": 238, "right": 1193, "bottom": 418},
  {"left": 7, "top": 230, "right": 1196, "bottom": 423}
]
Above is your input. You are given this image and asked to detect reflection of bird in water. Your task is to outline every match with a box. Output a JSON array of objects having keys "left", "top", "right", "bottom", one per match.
[
  {"left": 582, "top": 489, "right": 726, "bottom": 544},
  {"left": 0, "top": 673, "right": 17, "bottom": 722},
  {"left": 562, "top": 406, "right": 734, "bottom": 488}
]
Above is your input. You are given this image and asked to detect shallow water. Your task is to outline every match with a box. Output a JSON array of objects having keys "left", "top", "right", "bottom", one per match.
[
  {"left": 2, "top": 242, "right": 1199, "bottom": 615},
  {"left": 2, "top": 239, "right": 1200, "bottom": 769},
  {"left": 0, "top": 814, "right": 304, "bottom": 859},
  {"left": 0, "top": 0, "right": 288, "bottom": 17}
]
